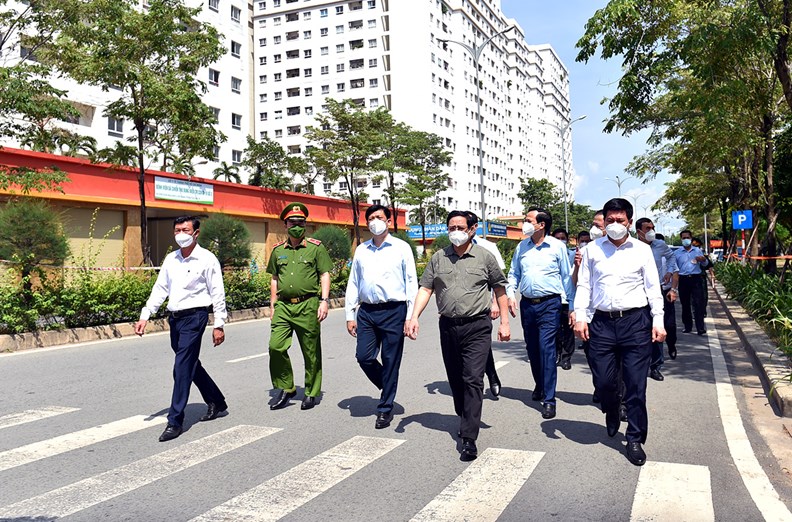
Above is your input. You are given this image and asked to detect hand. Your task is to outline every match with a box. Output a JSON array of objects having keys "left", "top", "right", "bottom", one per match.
[
  {"left": 489, "top": 307, "right": 500, "bottom": 320},
  {"left": 404, "top": 318, "right": 420, "bottom": 340},
  {"left": 574, "top": 249, "right": 582, "bottom": 267},
  {"left": 574, "top": 321, "right": 589, "bottom": 341},
  {"left": 134, "top": 320, "right": 147, "bottom": 336},
  {"left": 317, "top": 300, "right": 329, "bottom": 322},
  {"left": 663, "top": 273, "right": 672, "bottom": 284},
  {"left": 497, "top": 322, "right": 510, "bottom": 341},
  {"left": 652, "top": 326, "right": 667, "bottom": 343},
  {"left": 508, "top": 298, "right": 517, "bottom": 318},
  {"left": 212, "top": 327, "right": 225, "bottom": 346},
  {"left": 568, "top": 311, "right": 576, "bottom": 327},
  {"left": 269, "top": 303, "right": 276, "bottom": 318},
  {"left": 667, "top": 290, "right": 678, "bottom": 303},
  {"left": 695, "top": 255, "right": 706, "bottom": 262},
  {"left": 346, "top": 320, "right": 357, "bottom": 337}
]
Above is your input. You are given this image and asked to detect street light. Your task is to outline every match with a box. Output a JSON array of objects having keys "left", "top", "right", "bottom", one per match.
[
  {"left": 438, "top": 25, "right": 515, "bottom": 237},
  {"left": 540, "top": 114, "right": 587, "bottom": 232},
  {"left": 605, "top": 175, "right": 632, "bottom": 197}
]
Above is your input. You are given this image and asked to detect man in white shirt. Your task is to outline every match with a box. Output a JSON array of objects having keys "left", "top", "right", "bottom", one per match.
[
  {"left": 574, "top": 198, "right": 665, "bottom": 466},
  {"left": 135, "top": 216, "right": 228, "bottom": 442},
  {"left": 346, "top": 205, "right": 418, "bottom": 429}
]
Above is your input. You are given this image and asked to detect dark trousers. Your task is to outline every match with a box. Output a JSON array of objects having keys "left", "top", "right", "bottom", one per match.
[
  {"left": 355, "top": 302, "right": 407, "bottom": 414},
  {"left": 520, "top": 296, "right": 562, "bottom": 404},
  {"left": 485, "top": 348, "right": 499, "bottom": 384},
  {"left": 589, "top": 308, "right": 652, "bottom": 443},
  {"left": 438, "top": 315, "right": 492, "bottom": 440},
  {"left": 556, "top": 304, "right": 576, "bottom": 363},
  {"left": 679, "top": 274, "right": 706, "bottom": 333},
  {"left": 651, "top": 288, "right": 677, "bottom": 369},
  {"left": 167, "top": 310, "right": 225, "bottom": 427}
]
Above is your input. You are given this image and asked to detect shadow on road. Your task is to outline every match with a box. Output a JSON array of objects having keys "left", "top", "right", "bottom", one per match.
[
  {"left": 336, "top": 395, "right": 405, "bottom": 417},
  {"left": 540, "top": 418, "right": 623, "bottom": 450}
]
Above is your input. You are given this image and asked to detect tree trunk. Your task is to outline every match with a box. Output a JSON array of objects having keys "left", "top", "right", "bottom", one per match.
[
  {"left": 420, "top": 205, "right": 427, "bottom": 258},
  {"left": 136, "top": 124, "right": 151, "bottom": 266},
  {"left": 762, "top": 113, "right": 778, "bottom": 274},
  {"left": 388, "top": 171, "right": 398, "bottom": 232}
]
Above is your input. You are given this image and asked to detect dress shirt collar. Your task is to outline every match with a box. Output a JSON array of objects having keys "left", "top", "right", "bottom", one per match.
[
  {"left": 601, "top": 235, "right": 638, "bottom": 251},
  {"left": 284, "top": 239, "right": 307, "bottom": 250},
  {"left": 365, "top": 233, "right": 393, "bottom": 251},
  {"left": 175, "top": 243, "right": 205, "bottom": 261},
  {"left": 445, "top": 243, "right": 475, "bottom": 259}
]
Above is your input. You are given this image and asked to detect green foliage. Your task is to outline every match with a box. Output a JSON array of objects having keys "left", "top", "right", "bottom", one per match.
[
  {"left": 311, "top": 225, "right": 351, "bottom": 262},
  {"left": 392, "top": 230, "right": 418, "bottom": 260},
  {"left": 212, "top": 162, "right": 241, "bottom": 183},
  {"left": 243, "top": 135, "right": 293, "bottom": 190},
  {"left": 58, "top": 271, "right": 157, "bottom": 328},
  {"left": 223, "top": 269, "right": 271, "bottom": 310},
  {"left": 198, "top": 214, "right": 252, "bottom": 268},
  {"left": 0, "top": 166, "right": 70, "bottom": 195},
  {"left": 432, "top": 233, "right": 450, "bottom": 251},
  {"left": 518, "top": 177, "right": 562, "bottom": 212},
  {"left": 330, "top": 266, "right": 349, "bottom": 298},
  {"left": 497, "top": 239, "right": 518, "bottom": 274}
]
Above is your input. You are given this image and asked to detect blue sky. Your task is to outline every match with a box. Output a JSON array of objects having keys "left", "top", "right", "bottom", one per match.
[{"left": 501, "top": 0, "right": 682, "bottom": 234}]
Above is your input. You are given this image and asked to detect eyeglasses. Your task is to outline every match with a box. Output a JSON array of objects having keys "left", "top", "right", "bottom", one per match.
[{"left": 447, "top": 226, "right": 468, "bottom": 232}]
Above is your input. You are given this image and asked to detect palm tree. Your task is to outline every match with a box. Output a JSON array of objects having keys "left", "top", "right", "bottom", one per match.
[
  {"left": 213, "top": 161, "right": 241, "bottom": 183},
  {"left": 92, "top": 141, "right": 138, "bottom": 167}
]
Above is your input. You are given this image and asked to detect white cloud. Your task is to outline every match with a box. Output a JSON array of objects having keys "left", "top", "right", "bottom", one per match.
[{"left": 587, "top": 161, "right": 600, "bottom": 174}]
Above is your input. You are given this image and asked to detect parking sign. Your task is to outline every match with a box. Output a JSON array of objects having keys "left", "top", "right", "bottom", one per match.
[{"left": 732, "top": 210, "right": 753, "bottom": 230}]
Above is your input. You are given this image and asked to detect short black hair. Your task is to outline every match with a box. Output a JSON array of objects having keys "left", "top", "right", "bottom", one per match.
[
  {"left": 577, "top": 231, "right": 591, "bottom": 241},
  {"left": 465, "top": 211, "right": 479, "bottom": 224},
  {"left": 635, "top": 217, "right": 653, "bottom": 231},
  {"left": 447, "top": 210, "right": 475, "bottom": 228},
  {"left": 365, "top": 204, "right": 391, "bottom": 220},
  {"left": 602, "top": 198, "right": 633, "bottom": 220},
  {"left": 655, "top": 233, "right": 665, "bottom": 240},
  {"left": 552, "top": 228, "right": 568, "bottom": 239},
  {"left": 680, "top": 229, "right": 693, "bottom": 238},
  {"left": 527, "top": 206, "right": 552, "bottom": 235},
  {"left": 174, "top": 216, "right": 200, "bottom": 230}
]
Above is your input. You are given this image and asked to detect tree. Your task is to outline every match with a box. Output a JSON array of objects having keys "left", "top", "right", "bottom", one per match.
[
  {"left": 311, "top": 225, "right": 351, "bottom": 262},
  {"left": 517, "top": 177, "right": 563, "bottom": 212},
  {"left": 371, "top": 121, "right": 416, "bottom": 232},
  {"left": 93, "top": 141, "right": 138, "bottom": 168},
  {"left": 197, "top": 213, "right": 251, "bottom": 269},
  {"left": 242, "top": 135, "right": 292, "bottom": 190},
  {"left": 46, "top": 0, "right": 225, "bottom": 265},
  {"left": 212, "top": 162, "right": 241, "bottom": 183}
]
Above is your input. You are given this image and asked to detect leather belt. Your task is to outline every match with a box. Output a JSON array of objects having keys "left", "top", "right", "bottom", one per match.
[
  {"left": 523, "top": 293, "right": 560, "bottom": 305},
  {"left": 440, "top": 311, "right": 489, "bottom": 325},
  {"left": 361, "top": 301, "right": 406, "bottom": 310},
  {"left": 171, "top": 306, "right": 212, "bottom": 318},
  {"left": 679, "top": 274, "right": 702, "bottom": 278},
  {"left": 285, "top": 294, "right": 317, "bottom": 304},
  {"left": 594, "top": 306, "right": 648, "bottom": 319}
]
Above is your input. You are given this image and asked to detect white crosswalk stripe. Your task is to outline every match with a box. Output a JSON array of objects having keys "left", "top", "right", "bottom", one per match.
[
  {"left": 0, "top": 414, "right": 167, "bottom": 472},
  {"left": 0, "top": 406, "right": 79, "bottom": 431},
  {"left": 226, "top": 352, "right": 268, "bottom": 363},
  {"left": 630, "top": 461, "right": 714, "bottom": 521},
  {"left": 410, "top": 448, "right": 544, "bottom": 522},
  {"left": 0, "top": 425, "right": 280, "bottom": 519},
  {"left": 494, "top": 360, "right": 510, "bottom": 370},
  {"left": 191, "top": 435, "right": 405, "bottom": 522}
]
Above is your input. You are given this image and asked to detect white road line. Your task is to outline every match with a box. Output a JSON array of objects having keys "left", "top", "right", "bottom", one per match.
[
  {"left": 227, "top": 353, "right": 268, "bottom": 363},
  {"left": 0, "top": 415, "right": 167, "bottom": 473},
  {"left": 0, "top": 407, "right": 80, "bottom": 431},
  {"left": 706, "top": 315, "right": 792, "bottom": 521},
  {"left": 0, "top": 425, "right": 280, "bottom": 519},
  {"left": 191, "top": 435, "right": 404, "bottom": 522},
  {"left": 410, "top": 448, "right": 544, "bottom": 522},
  {"left": 494, "top": 360, "right": 510, "bottom": 370},
  {"left": 630, "top": 461, "right": 714, "bottom": 521}
]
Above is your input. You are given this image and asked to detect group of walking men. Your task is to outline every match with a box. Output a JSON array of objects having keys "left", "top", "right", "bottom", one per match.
[{"left": 135, "top": 197, "right": 709, "bottom": 468}]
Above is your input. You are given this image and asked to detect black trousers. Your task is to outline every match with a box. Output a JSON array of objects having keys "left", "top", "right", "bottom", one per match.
[
  {"left": 589, "top": 308, "right": 652, "bottom": 443},
  {"left": 651, "top": 288, "right": 677, "bottom": 369},
  {"left": 167, "top": 310, "right": 225, "bottom": 427},
  {"left": 438, "top": 315, "right": 492, "bottom": 441},
  {"left": 679, "top": 274, "right": 706, "bottom": 333},
  {"left": 556, "top": 304, "right": 576, "bottom": 362}
]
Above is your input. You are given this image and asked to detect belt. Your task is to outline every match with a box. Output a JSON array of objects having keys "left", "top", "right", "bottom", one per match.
[
  {"left": 360, "top": 301, "right": 406, "bottom": 310},
  {"left": 679, "top": 274, "right": 702, "bottom": 278},
  {"left": 440, "top": 311, "right": 489, "bottom": 325},
  {"left": 284, "top": 294, "right": 318, "bottom": 304},
  {"left": 171, "top": 306, "right": 211, "bottom": 318},
  {"left": 523, "top": 293, "right": 560, "bottom": 305},
  {"left": 594, "top": 306, "right": 648, "bottom": 319}
]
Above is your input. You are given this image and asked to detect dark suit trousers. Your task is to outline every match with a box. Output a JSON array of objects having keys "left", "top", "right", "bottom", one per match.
[
  {"left": 438, "top": 315, "right": 492, "bottom": 441},
  {"left": 651, "top": 289, "right": 677, "bottom": 369},
  {"left": 679, "top": 274, "right": 705, "bottom": 333},
  {"left": 355, "top": 302, "right": 407, "bottom": 414},
  {"left": 589, "top": 308, "right": 652, "bottom": 444},
  {"left": 520, "top": 296, "right": 561, "bottom": 404},
  {"left": 556, "top": 304, "right": 576, "bottom": 362},
  {"left": 167, "top": 310, "right": 225, "bottom": 427}
]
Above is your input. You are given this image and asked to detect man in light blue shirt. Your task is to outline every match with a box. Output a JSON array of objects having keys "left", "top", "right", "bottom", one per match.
[
  {"left": 345, "top": 205, "right": 418, "bottom": 429},
  {"left": 552, "top": 227, "right": 577, "bottom": 371},
  {"left": 674, "top": 229, "right": 707, "bottom": 335},
  {"left": 507, "top": 207, "right": 574, "bottom": 419}
]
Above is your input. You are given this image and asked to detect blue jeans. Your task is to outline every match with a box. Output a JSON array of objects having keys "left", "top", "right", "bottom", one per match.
[{"left": 520, "top": 296, "right": 562, "bottom": 404}]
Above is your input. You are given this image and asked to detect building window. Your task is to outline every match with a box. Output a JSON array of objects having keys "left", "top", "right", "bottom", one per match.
[
  {"left": 287, "top": 125, "right": 300, "bottom": 135},
  {"left": 287, "top": 87, "right": 300, "bottom": 97},
  {"left": 351, "top": 78, "right": 364, "bottom": 88},
  {"left": 231, "top": 77, "right": 241, "bottom": 93},
  {"left": 230, "top": 5, "right": 241, "bottom": 22},
  {"left": 372, "top": 178, "right": 380, "bottom": 188},
  {"left": 303, "top": 11, "right": 311, "bottom": 19},
  {"left": 274, "top": 72, "right": 282, "bottom": 82},
  {"left": 305, "top": 87, "right": 313, "bottom": 96},
  {"left": 273, "top": 0, "right": 280, "bottom": 5},
  {"left": 336, "top": 25, "right": 344, "bottom": 34},
  {"left": 323, "top": 182, "right": 332, "bottom": 191},
  {"left": 259, "top": 18, "right": 266, "bottom": 27},
  {"left": 260, "top": 112, "right": 268, "bottom": 121},
  {"left": 209, "top": 0, "right": 219, "bottom": 12},
  {"left": 368, "top": 39, "right": 377, "bottom": 48},
  {"left": 274, "top": 91, "right": 282, "bottom": 100},
  {"left": 304, "top": 49, "right": 312, "bottom": 58},
  {"left": 321, "top": 85, "right": 330, "bottom": 94},
  {"left": 275, "top": 129, "right": 283, "bottom": 138},
  {"left": 321, "top": 28, "right": 329, "bottom": 37},
  {"left": 304, "top": 30, "right": 311, "bottom": 39},
  {"left": 368, "top": 0, "right": 375, "bottom": 7},
  {"left": 287, "top": 106, "right": 300, "bottom": 116},
  {"left": 336, "top": 44, "right": 344, "bottom": 53},
  {"left": 211, "top": 107, "right": 220, "bottom": 122},
  {"left": 258, "top": 1, "right": 265, "bottom": 9},
  {"left": 108, "top": 117, "right": 124, "bottom": 137},
  {"left": 369, "top": 58, "right": 377, "bottom": 67},
  {"left": 208, "top": 68, "right": 220, "bottom": 85},
  {"left": 259, "top": 93, "right": 267, "bottom": 102},
  {"left": 337, "top": 82, "right": 345, "bottom": 92},
  {"left": 369, "top": 78, "right": 378, "bottom": 87},
  {"left": 274, "top": 110, "right": 283, "bottom": 119},
  {"left": 213, "top": 145, "right": 220, "bottom": 160},
  {"left": 339, "top": 181, "right": 349, "bottom": 189},
  {"left": 321, "top": 46, "right": 329, "bottom": 55},
  {"left": 305, "top": 106, "right": 314, "bottom": 115},
  {"left": 369, "top": 98, "right": 378, "bottom": 108},
  {"left": 274, "top": 36, "right": 281, "bottom": 44},
  {"left": 304, "top": 68, "right": 312, "bottom": 77},
  {"left": 259, "top": 56, "right": 267, "bottom": 65},
  {"left": 259, "top": 38, "right": 266, "bottom": 47},
  {"left": 274, "top": 16, "right": 281, "bottom": 25},
  {"left": 368, "top": 19, "right": 376, "bottom": 28},
  {"left": 372, "top": 199, "right": 381, "bottom": 205},
  {"left": 337, "top": 64, "right": 345, "bottom": 72},
  {"left": 336, "top": 5, "right": 343, "bottom": 14},
  {"left": 231, "top": 113, "right": 242, "bottom": 129},
  {"left": 321, "top": 65, "right": 329, "bottom": 74},
  {"left": 260, "top": 131, "right": 268, "bottom": 139},
  {"left": 350, "top": 20, "right": 363, "bottom": 30},
  {"left": 231, "top": 41, "right": 241, "bottom": 57},
  {"left": 259, "top": 74, "right": 267, "bottom": 83},
  {"left": 274, "top": 54, "right": 281, "bottom": 62},
  {"left": 232, "top": 150, "right": 242, "bottom": 164},
  {"left": 320, "top": 8, "right": 327, "bottom": 17}
]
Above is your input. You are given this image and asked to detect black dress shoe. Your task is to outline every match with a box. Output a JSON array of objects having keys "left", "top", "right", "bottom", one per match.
[
  {"left": 541, "top": 403, "right": 556, "bottom": 419},
  {"left": 682, "top": 329, "right": 692, "bottom": 333},
  {"left": 649, "top": 369, "right": 664, "bottom": 381},
  {"left": 489, "top": 380, "right": 501, "bottom": 397},
  {"left": 606, "top": 410, "right": 620, "bottom": 437},
  {"left": 301, "top": 396, "right": 316, "bottom": 410},
  {"left": 531, "top": 388, "right": 543, "bottom": 401},
  {"left": 592, "top": 391, "right": 600, "bottom": 403},
  {"left": 626, "top": 442, "right": 647, "bottom": 466},
  {"left": 697, "top": 330, "right": 707, "bottom": 336},
  {"left": 200, "top": 402, "right": 227, "bottom": 422},
  {"left": 375, "top": 411, "right": 393, "bottom": 429},
  {"left": 270, "top": 389, "right": 296, "bottom": 410},
  {"left": 668, "top": 346, "right": 677, "bottom": 360},
  {"left": 619, "top": 403, "right": 628, "bottom": 422},
  {"left": 159, "top": 424, "right": 182, "bottom": 442},
  {"left": 460, "top": 438, "right": 478, "bottom": 461},
  {"left": 560, "top": 359, "right": 572, "bottom": 370}
]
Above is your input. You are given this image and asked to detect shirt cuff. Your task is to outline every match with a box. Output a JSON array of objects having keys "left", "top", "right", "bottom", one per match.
[
  {"left": 139, "top": 307, "right": 151, "bottom": 321},
  {"left": 345, "top": 310, "right": 356, "bottom": 321},
  {"left": 652, "top": 315, "right": 664, "bottom": 329},
  {"left": 573, "top": 308, "right": 587, "bottom": 321}
]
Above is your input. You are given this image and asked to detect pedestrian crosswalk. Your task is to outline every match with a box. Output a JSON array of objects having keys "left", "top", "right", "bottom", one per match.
[{"left": 0, "top": 404, "right": 740, "bottom": 521}]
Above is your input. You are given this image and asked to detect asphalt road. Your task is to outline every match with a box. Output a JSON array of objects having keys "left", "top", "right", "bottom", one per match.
[{"left": 1, "top": 297, "right": 791, "bottom": 521}]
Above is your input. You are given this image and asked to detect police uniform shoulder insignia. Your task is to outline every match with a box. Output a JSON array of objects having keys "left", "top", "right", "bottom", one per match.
[
  {"left": 274, "top": 239, "right": 287, "bottom": 247},
  {"left": 307, "top": 237, "right": 322, "bottom": 245}
]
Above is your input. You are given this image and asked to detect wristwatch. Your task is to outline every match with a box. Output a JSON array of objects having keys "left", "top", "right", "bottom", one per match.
[
  {"left": 320, "top": 297, "right": 329, "bottom": 302},
  {"left": 669, "top": 288, "right": 678, "bottom": 295}
]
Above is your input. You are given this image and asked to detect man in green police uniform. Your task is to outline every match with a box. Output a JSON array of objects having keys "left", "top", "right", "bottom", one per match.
[{"left": 267, "top": 202, "right": 333, "bottom": 410}]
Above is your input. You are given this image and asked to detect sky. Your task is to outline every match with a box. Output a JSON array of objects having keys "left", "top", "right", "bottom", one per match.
[{"left": 501, "top": 0, "right": 683, "bottom": 234}]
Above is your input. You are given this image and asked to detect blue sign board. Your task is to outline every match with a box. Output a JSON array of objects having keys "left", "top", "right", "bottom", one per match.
[
  {"left": 732, "top": 210, "right": 753, "bottom": 230},
  {"left": 407, "top": 224, "right": 447, "bottom": 239},
  {"left": 485, "top": 222, "right": 507, "bottom": 237}
]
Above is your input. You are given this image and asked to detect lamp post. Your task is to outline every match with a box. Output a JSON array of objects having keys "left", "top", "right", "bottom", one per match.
[
  {"left": 605, "top": 175, "right": 631, "bottom": 197},
  {"left": 540, "top": 115, "right": 587, "bottom": 232},
  {"left": 438, "top": 25, "right": 515, "bottom": 237}
]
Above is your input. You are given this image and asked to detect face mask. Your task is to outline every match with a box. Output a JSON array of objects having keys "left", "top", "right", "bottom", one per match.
[
  {"left": 589, "top": 225, "right": 604, "bottom": 240},
  {"left": 368, "top": 219, "right": 388, "bottom": 236},
  {"left": 579, "top": 241, "right": 589, "bottom": 248},
  {"left": 175, "top": 232, "right": 194, "bottom": 248},
  {"left": 605, "top": 223, "right": 629, "bottom": 240},
  {"left": 449, "top": 230, "right": 470, "bottom": 247},
  {"left": 522, "top": 222, "right": 535, "bottom": 236},
  {"left": 682, "top": 238, "right": 692, "bottom": 247},
  {"left": 644, "top": 230, "right": 656, "bottom": 242},
  {"left": 559, "top": 239, "right": 568, "bottom": 245},
  {"left": 288, "top": 225, "right": 305, "bottom": 239}
]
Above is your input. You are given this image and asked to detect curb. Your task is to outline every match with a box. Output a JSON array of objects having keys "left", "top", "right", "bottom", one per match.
[
  {"left": 713, "top": 281, "right": 792, "bottom": 417},
  {"left": 0, "top": 297, "right": 345, "bottom": 353}
]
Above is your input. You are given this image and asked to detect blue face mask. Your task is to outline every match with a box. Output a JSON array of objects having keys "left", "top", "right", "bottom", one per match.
[{"left": 682, "top": 238, "right": 692, "bottom": 247}]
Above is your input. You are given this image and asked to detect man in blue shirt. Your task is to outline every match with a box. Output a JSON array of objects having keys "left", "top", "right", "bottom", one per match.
[
  {"left": 552, "top": 228, "right": 577, "bottom": 371},
  {"left": 674, "top": 230, "right": 708, "bottom": 335},
  {"left": 507, "top": 208, "right": 574, "bottom": 419}
]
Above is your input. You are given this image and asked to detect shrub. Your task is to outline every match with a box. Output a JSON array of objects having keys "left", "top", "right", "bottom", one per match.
[
  {"left": 224, "top": 268, "right": 271, "bottom": 309},
  {"left": 311, "top": 225, "right": 351, "bottom": 262},
  {"left": 432, "top": 233, "right": 450, "bottom": 251},
  {"left": 198, "top": 213, "right": 252, "bottom": 269}
]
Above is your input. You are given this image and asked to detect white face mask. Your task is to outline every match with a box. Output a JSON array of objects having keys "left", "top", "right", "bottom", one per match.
[
  {"left": 175, "top": 232, "right": 195, "bottom": 248},
  {"left": 579, "top": 241, "right": 589, "bottom": 248},
  {"left": 449, "top": 230, "right": 470, "bottom": 247},
  {"left": 644, "top": 230, "right": 656, "bottom": 242},
  {"left": 605, "top": 223, "right": 629, "bottom": 240},
  {"left": 589, "top": 225, "right": 604, "bottom": 240},
  {"left": 368, "top": 219, "right": 388, "bottom": 236},
  {"left": 522, "top": 222, "right": 535, "bottom": 236}
]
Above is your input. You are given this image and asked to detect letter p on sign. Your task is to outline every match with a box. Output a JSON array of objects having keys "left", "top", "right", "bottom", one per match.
[{"left": 732, "top": 210, "right": 753, "bottom": 230}]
